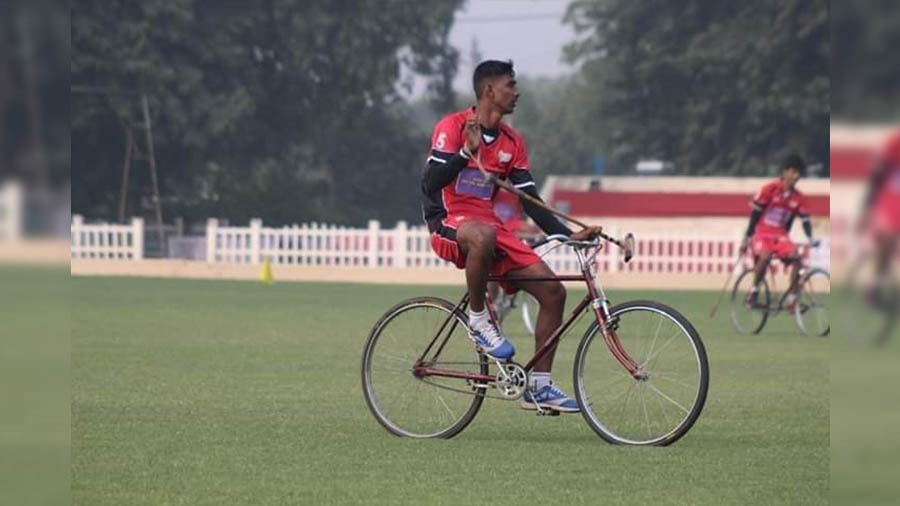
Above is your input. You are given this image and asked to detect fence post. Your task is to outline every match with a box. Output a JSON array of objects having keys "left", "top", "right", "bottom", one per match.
[
  {"left": 392, "top": 221, "right": 408, "bottom": 268},
  {"left": 206, "top": 218, "right": 218, "bottom": 264},
  {"left": 5, "top": 182, "right": 22, "bottom": 240},
  {"left": 249, "top": 218, "right": 262, "bottom": 265},
  {"left": 367, "top": 220, "right": 380, "bottom": 267},
  {"left": 71, "top": 215, "right": 83, "bottom": 258},
  {"left": 131, "top": 217, "right": 144, "bottom": 260}
]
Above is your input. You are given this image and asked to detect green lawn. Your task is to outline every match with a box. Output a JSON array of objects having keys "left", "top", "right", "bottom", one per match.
[
  {"left": 0, "top": 267, "right": 70, "bottom": 506},
  {"left": 72, "top": 277, "right": 828, "bottom": 505}
]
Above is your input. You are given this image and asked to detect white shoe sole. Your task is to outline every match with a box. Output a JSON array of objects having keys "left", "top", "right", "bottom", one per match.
[{"left": 519, "top": 401, "right": 580, "bottom": 413}]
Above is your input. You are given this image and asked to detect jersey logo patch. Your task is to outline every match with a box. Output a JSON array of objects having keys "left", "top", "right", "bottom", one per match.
[
  {"left": 498, "top": 150, "right": 512, "bottom": 163},
  {"left": 455, "top": 169, "right": 494, "bottom": 200}
]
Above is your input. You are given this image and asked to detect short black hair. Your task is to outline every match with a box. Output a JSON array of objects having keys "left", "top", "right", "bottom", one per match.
[
  {"left": 780, "top": 154, "right": 806, "bottom": 175},
  {"left": 473, "top": 60, "right": 515, "bottom": 98}
]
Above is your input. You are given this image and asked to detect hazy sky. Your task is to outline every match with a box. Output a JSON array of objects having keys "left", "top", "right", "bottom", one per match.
[{"left": 407, "top": 0, "right": 576, "bottom": 97}]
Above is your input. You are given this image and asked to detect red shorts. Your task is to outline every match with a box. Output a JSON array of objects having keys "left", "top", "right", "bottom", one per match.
[
  {"left": 430, "top": 214, "right": 542, "bottom": 293},
  {"left": 751, "top": 233, "right": 798, "bottom": 260}
]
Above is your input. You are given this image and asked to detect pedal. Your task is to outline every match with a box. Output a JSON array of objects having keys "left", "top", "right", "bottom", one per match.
[{"left": 536, "top": 409, "right": 560, "bottom": 417}]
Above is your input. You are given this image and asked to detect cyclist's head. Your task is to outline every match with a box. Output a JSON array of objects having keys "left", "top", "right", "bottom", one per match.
[
  {"left": 780, "top": 154, "right": 805, "bottom": 189},
  {"left": 473, "top": 60, "right": 519, "bottom": 114}
]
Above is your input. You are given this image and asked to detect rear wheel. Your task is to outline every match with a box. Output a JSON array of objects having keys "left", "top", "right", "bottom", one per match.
[{"left": 361, "top": 297, "right": 487, "bottom": 438}]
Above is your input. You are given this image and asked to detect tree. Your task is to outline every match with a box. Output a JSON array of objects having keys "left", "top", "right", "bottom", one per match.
[
  {"left": 72, "top": 0, "right": 464, "bottom": 225},
  {"left": 832, "top": 0, "right": 900, "bottom": 120},
  {"left": 562, "top": 0, "right": 829, "bottom": 175}
]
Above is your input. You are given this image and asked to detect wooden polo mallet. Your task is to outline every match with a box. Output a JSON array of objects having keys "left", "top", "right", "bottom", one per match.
[{"left": 464, "top": 145, "right": 635, "bottom": 262}]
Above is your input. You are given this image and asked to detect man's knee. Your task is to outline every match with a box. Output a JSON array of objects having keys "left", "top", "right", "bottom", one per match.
[
  {"left": 459, "top": 223, "right": 496, "bottom": 252},
  {"left": 538, "top": 281, "right": 566, "bottom": 309},
  {"left": 756, "top": 252, "right": 773, "bottom": 265}
]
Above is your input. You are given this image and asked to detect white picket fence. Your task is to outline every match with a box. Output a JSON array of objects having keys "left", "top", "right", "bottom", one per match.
[
  {"left": 71, "top": 215, "right": 144, "bottom": 260},
  {"left": 206, "top": 218, "right": 830, "bottom": 275},
  {"left": 71, "top": 217, "right": 830, "bottom": 275}
]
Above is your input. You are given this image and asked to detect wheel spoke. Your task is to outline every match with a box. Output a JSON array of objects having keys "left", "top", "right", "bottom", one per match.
[{"left": 646, "top": 383, "right": 690, "bottom": 415}]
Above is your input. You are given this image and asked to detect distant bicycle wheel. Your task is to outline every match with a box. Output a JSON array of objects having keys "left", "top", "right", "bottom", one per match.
[
  {"left": 794, "top": 268, "right": 830, "bottom": 337},
  {"left": 520, "top": 292, "right": 538, "bottom": 335},
  {"left": 730, "top": 270, "right": 770, "bottom": 334}
]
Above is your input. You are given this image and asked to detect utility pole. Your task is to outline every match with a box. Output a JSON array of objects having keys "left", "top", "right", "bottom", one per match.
[{"left": 72, "top": 86, "right": 165, "bottom": 253}]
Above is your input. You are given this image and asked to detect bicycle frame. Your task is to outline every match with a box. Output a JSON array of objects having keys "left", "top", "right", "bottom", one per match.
[
  {"left": 411, "top": 243, "right": 645, "bottom": 385},
  {"left": 740, "top": 243, "right": 819, "bottom": 316}
]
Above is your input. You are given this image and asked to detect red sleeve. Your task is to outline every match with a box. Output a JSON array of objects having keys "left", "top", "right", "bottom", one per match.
[
  {"left": 751, "top": 182, "right": 775, "bottom": 209},
  {"left": 512, "top": 135, "right": 529, "bottom": 171},
  {"left": 430, "top": 115, "right": 463, "bottom": 154}
]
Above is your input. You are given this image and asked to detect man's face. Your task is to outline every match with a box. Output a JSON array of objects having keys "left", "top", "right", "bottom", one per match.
[
  {"left": 486, "top": 74, "right": 519, "bottom": 114},
  {"left": 782, "top": 167, "right": 801, "bottom": 189}
]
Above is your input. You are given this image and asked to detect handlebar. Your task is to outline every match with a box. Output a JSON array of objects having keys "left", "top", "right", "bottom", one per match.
[{"left": 530, "top": 233, "right": 635, "bottom": 263}]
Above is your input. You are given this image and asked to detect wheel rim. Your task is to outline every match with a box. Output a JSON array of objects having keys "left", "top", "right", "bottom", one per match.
[
  {"left": 521, "top": 293, "right": 538, "bottom": 335},
  {"left": 363, "top": 301, "right": 484, "bottom": 438},
  {"left": 577, "top": 305, "right": 706, "bottom": 445},
  {"left": 795, "top": 270, "right": 830, "bottom": 336},
  {"left": 730, "top": 271, "right": 769, "bottom": 334}
]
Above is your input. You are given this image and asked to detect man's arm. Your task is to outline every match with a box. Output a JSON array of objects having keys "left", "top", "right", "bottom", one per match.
[
  {"left": 800, "top": 213, "right": 813, "bottom": 239},
  {"left": 744, "top": 206, "right": 763, "bottom": 238},
  {"left": 422, "top": 114, "right": 483, "bottom": 193},
  {"left": 741, "top": 184, "right": 773, "bottom": 251},
  {"left": 421, "top": 148, "right": 473, "bottom": 194},
  {"left": 508, "top": 169, "right": 572, "bottom": 236}
]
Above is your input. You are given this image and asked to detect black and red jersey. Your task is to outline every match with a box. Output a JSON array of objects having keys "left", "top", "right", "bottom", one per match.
[
  {"left": 421, "top": 107, "right": 530, "bottom": 230},
  {"left": 750, "top": 179, "right": 810, "bottom": 236}
]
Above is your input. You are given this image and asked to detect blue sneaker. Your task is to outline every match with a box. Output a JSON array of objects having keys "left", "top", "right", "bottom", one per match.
[
  {"left": 520, "top": 384, "right": 580, "bottom": 413},
  {"left": 469, "top": 322, "right": 515, "bottom": 361}
]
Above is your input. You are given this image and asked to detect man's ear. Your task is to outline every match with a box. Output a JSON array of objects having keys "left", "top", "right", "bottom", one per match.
[{"left": 484, "top": 82, "right": 493, "bottom": 99}]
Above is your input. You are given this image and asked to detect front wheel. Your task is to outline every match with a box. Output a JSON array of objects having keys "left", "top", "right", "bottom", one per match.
[
  {"left": 794, "top": 268, "right": 830, "bottom": 337},
  {"left": 574, "top": 301, "right": 709, "bottom": 446}
]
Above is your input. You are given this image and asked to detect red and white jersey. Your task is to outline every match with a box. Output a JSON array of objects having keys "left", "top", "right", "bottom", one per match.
[
  {"left": 492, "top": 187, "right": 524, "bottom": 226},
  {"left": 422, "top": 107, "right": 529, "bottom": 227},
  {"left": 750, "top": 179, "right": 810, "bottom": 236}
]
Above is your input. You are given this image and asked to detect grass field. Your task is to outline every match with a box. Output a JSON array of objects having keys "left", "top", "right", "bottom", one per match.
[
  {"left": 72, "top": 276, "right": 828, "bottom": 505},
  {"left": 0, "top": 267, "right": 69, "bottom": 506}
]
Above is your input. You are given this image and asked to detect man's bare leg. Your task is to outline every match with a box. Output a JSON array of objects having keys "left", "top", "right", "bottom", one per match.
[{"left": 456, "top": 221, "right": 496, "bottom": 312}]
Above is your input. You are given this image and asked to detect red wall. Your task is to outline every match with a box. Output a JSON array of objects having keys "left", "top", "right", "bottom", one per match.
[
  {"left": 830, "top": 146, "right": 874, "bottom": 180},
  {"left": 551, "top": 190, "right": 829, "bottom": 218}
]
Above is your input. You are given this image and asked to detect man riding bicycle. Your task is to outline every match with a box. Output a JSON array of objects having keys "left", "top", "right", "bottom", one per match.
[
  {"left": 740, "top": 154, "right": 819, "bottom": 312},
  {"left": 420, "top": 60, "right": 602, "bottom": 412}
]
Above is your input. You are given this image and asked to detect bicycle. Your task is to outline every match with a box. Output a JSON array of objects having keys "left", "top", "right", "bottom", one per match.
[
  {"left": 729, "top": 243, "right": 830, "bottom": 336},
  {"left": 361, "top": 233, "right": 709, "bottom": 445}
]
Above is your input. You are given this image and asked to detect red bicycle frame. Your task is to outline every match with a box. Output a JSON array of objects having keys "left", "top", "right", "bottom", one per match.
[{"left": 412, "top": 246, "right": 644, "bottom": 384}]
